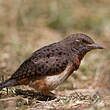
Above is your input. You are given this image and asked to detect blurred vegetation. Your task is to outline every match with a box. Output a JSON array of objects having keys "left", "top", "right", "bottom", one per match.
[{"left": 0, "top": 0, "right": 110, "bottom": 110}]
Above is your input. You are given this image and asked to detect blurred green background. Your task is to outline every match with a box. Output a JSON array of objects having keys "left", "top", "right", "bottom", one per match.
[{"left": 0, "top": 0, "right": 110, "bottom": 109}]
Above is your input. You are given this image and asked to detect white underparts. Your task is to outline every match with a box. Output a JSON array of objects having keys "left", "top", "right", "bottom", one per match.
[{"left": 45, "top": 64, "right": 73, "bottom": 90}]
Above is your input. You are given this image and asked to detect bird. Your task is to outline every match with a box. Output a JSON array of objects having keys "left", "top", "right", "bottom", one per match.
[{"left": 0, "top": 33, "right": 104, "bottom": 97}]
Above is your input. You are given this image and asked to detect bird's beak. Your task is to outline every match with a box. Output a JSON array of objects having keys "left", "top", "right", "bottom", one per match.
[{"left": 88, "top": 43, "right": 104, "bottom": 49}]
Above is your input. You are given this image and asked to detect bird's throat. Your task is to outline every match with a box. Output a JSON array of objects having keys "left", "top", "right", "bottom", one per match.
[{"left": 77, "top": 46, "right": 88, "bottom": 61}]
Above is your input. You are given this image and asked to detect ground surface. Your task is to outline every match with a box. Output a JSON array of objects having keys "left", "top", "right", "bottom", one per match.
[{"left": 0, "top": 88, "right": 110, "bottom": 110}]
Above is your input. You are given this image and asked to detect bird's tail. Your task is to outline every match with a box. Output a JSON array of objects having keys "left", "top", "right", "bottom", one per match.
[{"left": 0, "top": 78, "right": 17, "bottom": 91}]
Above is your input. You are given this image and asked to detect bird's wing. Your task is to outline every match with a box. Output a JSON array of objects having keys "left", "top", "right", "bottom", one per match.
[
  {"left": 31, "top": 55, "right": 69, "bottom": 76},
  {"left": 11, "top": 55, "right": 69, "bottom": 81}
]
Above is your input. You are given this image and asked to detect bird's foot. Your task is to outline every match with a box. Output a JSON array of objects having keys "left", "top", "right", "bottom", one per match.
[{"left": 37, "top": 92, "right": 56, "bottom": 101}]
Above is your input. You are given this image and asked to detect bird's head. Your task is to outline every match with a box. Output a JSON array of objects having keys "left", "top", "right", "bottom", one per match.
[
  {"left": 71, "top": 33, "right": 104, "bottom": 51},
  {"left": 65, "top": 33, "right": 104, "bottom": 59}
]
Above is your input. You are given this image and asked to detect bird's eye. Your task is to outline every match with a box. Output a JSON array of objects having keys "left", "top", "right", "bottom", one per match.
[{"left": 82, "top": 39, "right": 90, "bottom": 44}]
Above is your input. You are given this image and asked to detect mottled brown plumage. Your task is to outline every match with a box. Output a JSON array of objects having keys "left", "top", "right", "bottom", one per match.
[{"left": 0, "top": 33, "right": 104, "bottom": 96}]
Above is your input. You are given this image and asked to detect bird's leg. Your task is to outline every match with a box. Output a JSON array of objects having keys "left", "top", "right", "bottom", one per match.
[
  {"left": 29, "top": 79, "right": 56, "bottom": 100},
  {"left": 39, "top": 89, "right": 56, "bottom": 101},
  {"left": 45, "top": 91, "right": 56, "bottom": 100},
  {"left": 35, "top": 91, "right": 56, "bottom": 101},
  {"left": 41, "top": 88, "right": 55, "bottom": 97},
  {"left": 48, "top": 91, "right": 55, "bottom": 97}
]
